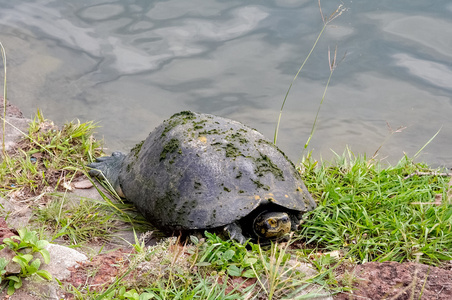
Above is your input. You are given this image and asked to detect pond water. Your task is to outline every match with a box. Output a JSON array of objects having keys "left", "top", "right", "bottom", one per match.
[{"left": 0, "top": 0, "right": 451, "bottom": 166}]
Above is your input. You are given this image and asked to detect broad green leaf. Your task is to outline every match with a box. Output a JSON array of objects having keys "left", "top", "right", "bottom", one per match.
[
  {"left": 36, "top": 240, "right": 50, "bottom": 250},
  {"left": 36, "top": 270, "right": 52, "bottom": 280},
  {"left": 39, "top": 249, "right": 51, "bottom": 264},
  {"left": 227, "top": 265, "right": 242, "bottom": 277},
  {"left": 222, "top": 249, "right": 235, "bottom": 261},
  {"left": 242, "top": 269, "right": 257, "bottom": 278}
]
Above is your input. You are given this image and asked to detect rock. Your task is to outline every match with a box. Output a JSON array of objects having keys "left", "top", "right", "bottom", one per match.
[
  {"left": 73, "top": 179, "right": 94, "bottom": 189},
  {"left": 289, "top": 260, "right": 334, "bottom": 299},
  {"left": 0, "top": 218, "right": 18, "bottom": 243},
  {"left": 0, "top": 197, "right": 33, "bottom": 229},
  {"left": 40, "top": 243, "right": 88, "bottom": 281},
  {"left": 0, "top": 100, "right": 24, "bottom": 118}
]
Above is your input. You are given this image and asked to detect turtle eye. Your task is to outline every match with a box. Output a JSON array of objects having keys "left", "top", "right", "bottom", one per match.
[{"left": 267, "top": 218, "right": 277, "bottom": 228}]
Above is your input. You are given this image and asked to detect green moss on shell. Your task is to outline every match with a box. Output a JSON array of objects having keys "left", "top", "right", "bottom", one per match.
[
  {"left": 160, "top": 138, "right": 181, "bottom": 161},
  {"left": 131, "top": 141, "right": 144, "bottom": 158},
  {"left": 224, "top": 143, "right": 242, "bottom": 158},
  {"left": 251, "top": 179, "right": 270, "bottom": 191},
  {"left": 253, "top": 153, "right": 284, "bottom": 180},
  {"left": 161, "top": 111, "right": 197, "bottom": 137},
  {"left": 257, "top": 139, "right": 299, "bottom": 172}
]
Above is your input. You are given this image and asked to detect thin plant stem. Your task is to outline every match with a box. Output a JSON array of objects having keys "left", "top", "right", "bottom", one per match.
[
  {"left": 300, "top": 66, "right": 334, "bottom": 158},
  {"left": 413, "top": 127, "right": 441, "bottom": 159},
  {"left": 0, "top": 42, "right": 7, "bottom": 155},
  {"left": 370, "top": 122, "right": 407, "bottom": 160},
  {"left": 274, "top": 25, "right": 326, "bottom": 145},
  {"left": 298, "top": 46, "right": 346, "bottom": 163},
  {"left": 274, "top": 1, "right": 344, "bottom": 145}
]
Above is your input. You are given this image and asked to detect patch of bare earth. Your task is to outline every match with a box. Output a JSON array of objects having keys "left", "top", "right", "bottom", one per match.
[
  {"left": 335, "top": 261, "right": 452, "bottom": 300},
  {"left": 0, "top": 219, "right": 18, "bottom": 243},
  {"left": 62, "top": 249, "right": 134, "bottom": 298}
]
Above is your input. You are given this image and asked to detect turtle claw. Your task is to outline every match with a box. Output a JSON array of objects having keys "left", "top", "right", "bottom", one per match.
[
  {"left": 87, "top": 167, "right": 102, "bottom": 177},
  {"left": 225, "top": 223, "right": 248, "bottom": 244},
  {"left": 86, "top": 152, "right": 126, "bottom": 196},
  {"left": 93, "top": 152, "right": 124, "bottom": 163},
  {"left": 87, "top": 152, "right": 126, "bottom": 177}
]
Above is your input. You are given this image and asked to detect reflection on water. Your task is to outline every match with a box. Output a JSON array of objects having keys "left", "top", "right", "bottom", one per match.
[
  {"left": 0, "top": 0, "right": 451, "bottom": 166},
  {"left": 394, "top": 54, "right": 452, "bottom": 91}
]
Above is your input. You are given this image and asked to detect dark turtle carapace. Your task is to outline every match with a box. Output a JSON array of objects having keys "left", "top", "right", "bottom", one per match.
[{"left": 88, "top": 111, "right": 316, "bottom": 243}]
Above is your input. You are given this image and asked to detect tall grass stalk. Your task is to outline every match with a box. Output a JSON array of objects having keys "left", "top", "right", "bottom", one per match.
[
  {"left": 371, "top": 122, "right": 407, "bottom": 160},
  {"left": 299, "top": 46, "right": 345, "bottom": 162},
  {"left": 0, "top": 46, "right": 54, "bottom": 159},
  {"left": 1, "top": 42, "right": 7, "bottom": 155},
  {"left": 413, "top": 127, "right": 441, "bottom": 159},
  {"left": 274, "top": 0, "right": 344, "bottom": 145}
]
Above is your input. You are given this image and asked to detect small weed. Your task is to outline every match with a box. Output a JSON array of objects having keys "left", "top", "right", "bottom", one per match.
[
  {"left": 193, "top": 232, "right": 261, "bottom": 278},
  {"left": 0, "top": 228, "right": 52, "bottom": 295}
]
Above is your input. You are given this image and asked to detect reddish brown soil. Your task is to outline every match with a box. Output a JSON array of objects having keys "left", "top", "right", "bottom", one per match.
[
  {"left": 335, "top": 261, "right": 452, "bottom": 300},
  {"left": 65, "top": 249, "right": 134, "bottom": 289},
  {"left": 0, "top": 219, "right": 17, "bottom": 244}
]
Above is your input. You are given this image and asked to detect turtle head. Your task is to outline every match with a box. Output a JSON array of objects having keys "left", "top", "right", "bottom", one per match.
[{"left": 253, "top": 211, "right": 291, "bottom": 240}]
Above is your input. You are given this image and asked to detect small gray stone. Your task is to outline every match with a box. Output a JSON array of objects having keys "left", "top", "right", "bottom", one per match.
[{"left": 40, "top": 243, "right": 88, "bottom": 281}]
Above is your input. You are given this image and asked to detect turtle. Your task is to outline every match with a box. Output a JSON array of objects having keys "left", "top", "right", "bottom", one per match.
[{"left": 88, "top": 111, "right": 316, "bottom": 243}]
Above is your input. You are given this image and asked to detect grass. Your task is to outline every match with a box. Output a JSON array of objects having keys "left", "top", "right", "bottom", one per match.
[
  {"left": 298, "top": 148, "right": 452, "bottom": 265},
  {"left": 64, "top": 235, "right": 258, "bottom": 300},
  {"left": 0, "top": 110, "right": 102, "bottom": 197},
  {"left": 33, "top": 195, "right": 124, "bottom": 245},
  {"left": 1, "top": 41, "right": 8, "bottom": 155},
  {"left": 61, "top": 233, "right": 339, "bottom": 299}
]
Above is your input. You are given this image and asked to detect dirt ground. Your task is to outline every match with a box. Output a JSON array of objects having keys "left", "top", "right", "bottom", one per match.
[{"left": 335, "top": 261, "right": 452, "bottom": 299}]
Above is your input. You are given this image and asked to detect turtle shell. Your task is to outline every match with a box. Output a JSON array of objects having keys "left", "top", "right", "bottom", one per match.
[{"left": 117, "top": 111, "right": 316, "bottom": 231}]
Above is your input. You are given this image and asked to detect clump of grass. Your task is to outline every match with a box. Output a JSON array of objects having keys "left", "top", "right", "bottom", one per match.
[
  {"left": 33, "top": 195, "right": 123, "bottom": 245},
  {"left": 253, "top": 241, "right": 307, "bottom": 299},
  {"left": 0, "top": 110, "right": 102, "bottom": 197},
  {"left": 297, "top": 148, "right": 452, "bottom": 265}
]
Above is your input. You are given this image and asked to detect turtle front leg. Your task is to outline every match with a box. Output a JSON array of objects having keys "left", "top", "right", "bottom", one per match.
[
  {"left": 224, "top": 222, "right": 248, "bottom": 244},
  {"left": 289, "top": 214, "right": 302, "bottom": 231},
  {"left": 87, "top": 151, "right": 126, "bottom": 197}
]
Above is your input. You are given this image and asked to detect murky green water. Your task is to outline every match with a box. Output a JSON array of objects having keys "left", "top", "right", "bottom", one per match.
[{"left": 0, "top": 0, "right": 451, "bottom": 166}]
